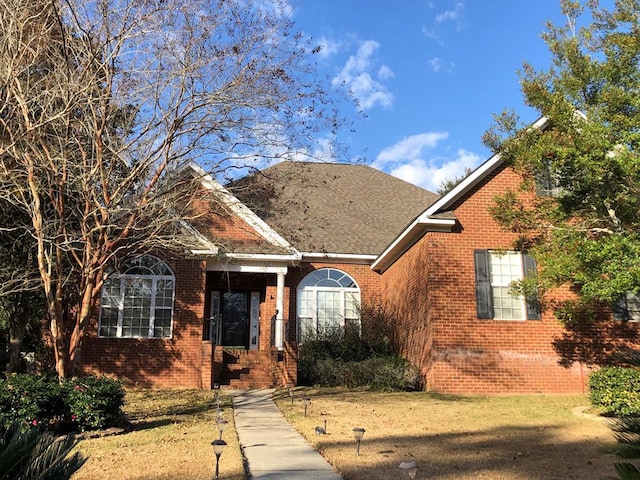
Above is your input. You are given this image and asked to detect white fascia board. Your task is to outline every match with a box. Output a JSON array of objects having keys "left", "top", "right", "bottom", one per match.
[
  {"left": 189, "top": 249, "right": 219, "bottom": 256},
  {"left": 206, "top": 259, "right": 289, "bottom": 274},
  {"left": 184, "top": 163, "right": 300, "bottom": 256},
  {"left": 301, "top": 252, "right": 379, "bottom": 264},
  {"left": 220, "top": 252, "right": 302, "bottom": 262},
  {"left": 371, "top": 218, "right": 455, "bottom": 272},
  {"left": 177, "top": 219, "right": 220, "bottom": 255}
]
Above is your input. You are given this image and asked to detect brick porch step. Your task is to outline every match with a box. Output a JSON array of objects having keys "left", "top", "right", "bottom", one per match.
[{"left": 219, "top": 349, "right": 278, "bottom": 388}]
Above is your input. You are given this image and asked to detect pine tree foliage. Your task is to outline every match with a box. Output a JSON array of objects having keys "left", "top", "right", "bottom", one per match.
[{"left": 483, "top": 0, "right": 640, "bottom": 317}]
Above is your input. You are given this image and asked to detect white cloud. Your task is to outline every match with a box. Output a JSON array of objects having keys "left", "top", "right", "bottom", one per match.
[
  {"left": 428, "top": 57, "right": 455, "bottom": 73},
  {"left": 315, "top": 36, "right": 342, "bottom": 60},
  {"left": 429, "top": 57, "right": 444, "bottom": 72},
  {"left": 378, "top": 65, "right": 394, "bottom": 80},
  {"left": 392, "top": 149, "right": 482, "bottom": 192},
  {"left": 374, "top": 132, "right": 482, "bottom": 192},
  {"left": 424, "top": 1, "right": 467, "bottom": 43},
  {"left": 375, "top": 132, "right": 448, "bottom": 167},
  {"left": 332, "top": 40, "right": 394, "bottom": 110},
  {"left": 435, "top": 2, "right": 465, "bottom": 23}
]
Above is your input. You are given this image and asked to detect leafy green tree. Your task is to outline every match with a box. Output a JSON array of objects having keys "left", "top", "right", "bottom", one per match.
[{"left": 483, "top": 0, "right": 640, "bottom": 317}]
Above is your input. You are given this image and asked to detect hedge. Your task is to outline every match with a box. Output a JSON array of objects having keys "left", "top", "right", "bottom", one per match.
[
  {"left": 0, "top": 374, "right": 125, "bottom": 432},
  {"left": 589, "top": 366, "right": 640, "bottom": 416}
]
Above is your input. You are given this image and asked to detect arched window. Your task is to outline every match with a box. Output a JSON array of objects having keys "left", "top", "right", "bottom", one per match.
[
  {"left": 297, "top": 268, "right": 361, "bottom": 341},
  {"left": 99, "top": 255, "right": 175, "bottom": 338}
]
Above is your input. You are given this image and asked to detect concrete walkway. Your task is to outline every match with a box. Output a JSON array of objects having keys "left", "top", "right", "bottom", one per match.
[{"left": 231, "top": 389, "right": 343, "bottom": 480}]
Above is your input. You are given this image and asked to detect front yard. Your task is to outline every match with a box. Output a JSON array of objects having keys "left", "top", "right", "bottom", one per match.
[
  {"left": 275, "top": 388, "right": 620, "bottom": 480},
  {"left": 71, "top": 390, "right": 245, "bottom": 480},
  {"left": 70, "top": 388, "right": 621, "bottom": 480}
]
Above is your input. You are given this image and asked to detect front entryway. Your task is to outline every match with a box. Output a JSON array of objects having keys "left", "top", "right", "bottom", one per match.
[{"left": 210, "top": 291, "right": 260, "bottom": 350}]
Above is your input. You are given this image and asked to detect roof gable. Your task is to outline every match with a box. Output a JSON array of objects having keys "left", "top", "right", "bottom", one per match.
[
  {"left": 372, "top": 116, "right": 550, "bottom": 272},
  {"left": 182, "top": 163, "right": 300, "bottom": 258}
]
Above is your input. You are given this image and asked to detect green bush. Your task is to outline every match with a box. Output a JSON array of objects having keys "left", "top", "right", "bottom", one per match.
[
  {"left": 589, "top": 366, "right": 640, "bottom": 416},
  {"left": 0, "top": 374, "right": 124, "bottom": 432},
  {"left": 0, "top": 374, "right": 66, "bottom": 431},
  {"left": 61, "top": 376, "right": 125, "bottom": 431},
  {"left": 301, "top": 356, "right": 421, "bottom": 391}
]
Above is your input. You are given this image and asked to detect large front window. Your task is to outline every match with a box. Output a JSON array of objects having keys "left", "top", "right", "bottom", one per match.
[
  {"left": 297, "top": 268, "right": 360, "bottom": 341},
  {"left": 99, "top": 256, "right": 175, "bottom": 338}
]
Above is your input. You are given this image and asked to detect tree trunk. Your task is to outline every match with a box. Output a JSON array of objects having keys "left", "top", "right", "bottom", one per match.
[{"left": 7, "top": 321, "right": 26, "bottom": 373}]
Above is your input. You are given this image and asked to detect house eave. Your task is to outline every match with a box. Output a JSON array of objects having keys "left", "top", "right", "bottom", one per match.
[
  {"left": 371, "top": 218, "right": 456, "bottom": 273},
  {"left": 219, "top": 252, "right": 302, "bottom": 262}
]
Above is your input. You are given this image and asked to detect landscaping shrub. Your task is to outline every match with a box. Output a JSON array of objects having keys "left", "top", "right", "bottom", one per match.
[
  {"left": 0, "top": 374, "right": 66, "bottom": 431},
  {"left": 589, "top": 366, "right": 640, "bottom": 416},
  {"left": 0, "top": 374, "right": 124, "bottom": 432},
  {"left": 61, "top": 376, "right": 125, "bottom": 431},
  {"left": 300, "top": 355, "right": 421, "bottom": 391},
  {"left": 297, "top": 302, "right": 421, "bottom": 390}
]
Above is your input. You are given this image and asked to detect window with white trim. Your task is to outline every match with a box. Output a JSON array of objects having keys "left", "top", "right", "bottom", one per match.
[
  {"left": 474, "top": 250, "right": 540, "bottom": 321},
  {"left": 99, "top": 256, "right": 175, "bottom": 338},
  {"left": 297, "top": 268, "right": 361, "bottom": 341}
]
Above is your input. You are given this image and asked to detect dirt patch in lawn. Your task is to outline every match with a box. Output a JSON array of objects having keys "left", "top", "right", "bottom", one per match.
[{"left": 275, "top": 388, "right": 622, "bottom": 480}]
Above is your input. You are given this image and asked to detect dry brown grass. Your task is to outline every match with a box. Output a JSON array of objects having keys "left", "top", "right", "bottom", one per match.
[
  {"left": 71, "top": 390, "right": 245, "bottom": 480},
  {"left": 68, "top": 387, "right": 623, "bottom": 480},
  {"left": 274, "top": 387, "right": 621, "bottom": 480}
]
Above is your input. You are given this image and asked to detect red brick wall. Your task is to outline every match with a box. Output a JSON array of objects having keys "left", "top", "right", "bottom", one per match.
[
  {"left": 380, "top": 164, "right": 640, "bottom": 394},
  {"left": 81, "top": 257, "right": 207, "bottom": 389}
]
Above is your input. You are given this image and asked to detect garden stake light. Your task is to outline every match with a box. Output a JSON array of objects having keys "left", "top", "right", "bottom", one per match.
[
  {"left": 288, "top": 384, "right": 294, "bottom": 405},
  {"left": 303, "top": 396, "right": 310, "bottom": 417},
  {"left": 352, "top": 427, "right": 365, "bottom": 456},
  {"left": 211, "top": 439, "right": 226, "bottom": 480},
  {"left": 215, "top": 417, "right": 228, "bottom": 440},
  {"left": 399, "top": 460, "right": 419, "bottom": 479}
]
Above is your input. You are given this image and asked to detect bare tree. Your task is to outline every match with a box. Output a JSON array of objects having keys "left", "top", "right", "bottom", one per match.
[{"left": 0, "top": 0, "right": 343, "bottom": 378}]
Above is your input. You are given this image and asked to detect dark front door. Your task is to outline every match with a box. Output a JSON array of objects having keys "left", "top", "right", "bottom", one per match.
[{"left": 222, "top": 292, "right": 249, "bottom": 348}]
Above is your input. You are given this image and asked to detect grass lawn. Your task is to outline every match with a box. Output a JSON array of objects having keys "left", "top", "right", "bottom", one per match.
[
  {"left": 71, "top": 390, "right": 245, "bottom": 480},
  {"left": 70, "top": 387, "right": 623, "bottom": 480},
  {"left": 274, "top": 387, "right": 622, "bottom": 480}
]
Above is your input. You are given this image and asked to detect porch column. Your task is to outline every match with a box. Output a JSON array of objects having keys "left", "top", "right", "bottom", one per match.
[{"left": 275, "top": 272, "right": 285, "bottom": 349}]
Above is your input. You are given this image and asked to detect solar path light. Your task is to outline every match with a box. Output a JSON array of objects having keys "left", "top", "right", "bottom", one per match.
[
  {"left": 303, "top": 396, "right": 311, "bottom": 417},
  {"left": 352, "top": 427, "right": 365, "bottom": 456},
  {"left": 288, "top": 384, "right": 294, "bottom": 405},
  {"left": 215, "top": 417, "right": 228, "bottom": 440},
  {"left": 211, "top": 439, "right": 226, "bottom": 480},
  {"left": 399, "top": 460, "right": 419, "bottom": 479}
]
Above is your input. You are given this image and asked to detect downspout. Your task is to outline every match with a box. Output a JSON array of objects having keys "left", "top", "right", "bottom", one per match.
[{"left": 275, "top": 272, "right": 285, "bottom": 349}]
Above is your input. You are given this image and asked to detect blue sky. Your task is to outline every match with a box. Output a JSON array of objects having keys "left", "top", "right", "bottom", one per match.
[{"left": 289, "top": 1, "right": 572, "bottom": 192}]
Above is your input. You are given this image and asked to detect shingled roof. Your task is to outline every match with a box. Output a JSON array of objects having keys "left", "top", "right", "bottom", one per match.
[{"left": 229, "top": 161, "right": 440, "bottom": 256}]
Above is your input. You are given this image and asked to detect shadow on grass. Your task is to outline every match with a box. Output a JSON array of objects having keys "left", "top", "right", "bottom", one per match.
[
  {"left": 314, "top": 424, "right": 618, "bottom": 480},
  {"left": 275, "top": 386, "right": 476, "bottom": 404}
]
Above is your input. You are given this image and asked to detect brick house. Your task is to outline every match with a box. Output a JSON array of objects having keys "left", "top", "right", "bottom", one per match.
[
  {"left": 81, "top": 142, "right": 639, "bottom": 393},
  {"left": 80, "top": 161, "right": 438, "bottom": 389}
]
